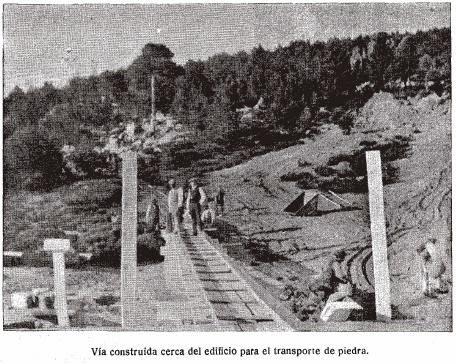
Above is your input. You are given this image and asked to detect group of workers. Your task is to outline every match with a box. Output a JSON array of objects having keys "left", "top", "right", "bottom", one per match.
[
  {"left": 289, "top": 237, "right": 449, "bottom": 322},
  {"left": 146, "top": 178, "right": 225, "bottom": 236},
  {"left": 147, "top": 179, "right": 448, "bottom": 321},
  {"left": 319, "top": 237, "right": 448, "bottom": 306}
]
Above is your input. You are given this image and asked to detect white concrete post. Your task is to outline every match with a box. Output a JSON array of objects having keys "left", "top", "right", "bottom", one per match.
[
  {"left": 43, "top": 238, "right": 71, "bottom": 327},
  {"left": 366, "top": 150, "right": 392, "bottom": 321},
  {"left": 121, "top": 150, "right": 138, "bottom": 328}
]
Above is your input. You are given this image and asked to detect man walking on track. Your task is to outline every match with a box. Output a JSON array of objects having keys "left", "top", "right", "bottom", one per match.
[
  {"left": 186, "top": 178, "right": 207, "bottom": 236},
  {"left": 146, "top": 197, "right": 160, "bottom": 232},
  {"left": 167, "top": 178, "right": 183, "bottom": 234},
  {"left": 215, "top": 186, "right": 225, "bottom": 216}
]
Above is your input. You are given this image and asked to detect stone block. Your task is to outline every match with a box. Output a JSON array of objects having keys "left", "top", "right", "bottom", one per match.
[
  {"left": 11, "top": 292, "right": 38, "bottom": 309},
  {"left": 320, "top": 299, "right": 363, "bottom": 322}
]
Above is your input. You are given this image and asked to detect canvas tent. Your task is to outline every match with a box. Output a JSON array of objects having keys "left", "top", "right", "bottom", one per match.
[{"left": 284, "top": 190, "right": 353, "bottom": 216}]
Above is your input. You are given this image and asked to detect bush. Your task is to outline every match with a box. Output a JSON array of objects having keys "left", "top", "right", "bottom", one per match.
[
  {"left": 89, "top": 230, "right": 164, "bottom": 267},
  {"left": 14, "top": 227, "right": 66, "bottom": 252},
  {"left": 295, "top": 172, "right": 319, "bottom": 189},
  {"left": 65, "top": 148, "right": 116, "bottom": 179},
  {"left": 193, "top": 142, "right": 224, "bottom": 159},
  {"left": 320, "top": 176, "right": 367, "bottom": 193},
  {"left": 22, "top": 250, "right": 87, "bottom": 268},
  {"left": 4, "top": 126, "right": 64, "bottom": 191},
  {"left": 63, "top": 179, "right": 121, "bottom": 208},
  {"left": 314, "top": 165, "right": 336, "bottom": 177},
  {"left": 327, "top": 153, "right": 352, "bottom": 166},
  {"left": 281, "top": 170, "right": 313, "bottom": 182}
]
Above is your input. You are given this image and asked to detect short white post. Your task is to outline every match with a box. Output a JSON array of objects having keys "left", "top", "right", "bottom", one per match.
[
  {"left": 43, "top": 238, "right": 71, "bottom": 327},
  {"left": 121, "top": 150, "right": 138, "bottom": 328},
  {"left": 366, "top": 150, "right": 392, "bottom": 321}
]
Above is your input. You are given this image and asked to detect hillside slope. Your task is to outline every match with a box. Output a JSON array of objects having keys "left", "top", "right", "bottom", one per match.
[{"left": 208, "top": 92, "right": 451, "bottom": 329}]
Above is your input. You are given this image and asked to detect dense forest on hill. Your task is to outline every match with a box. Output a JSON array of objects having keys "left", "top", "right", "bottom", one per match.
[{"left": 3, "top": 27, "right": 450, "bottom": 190}]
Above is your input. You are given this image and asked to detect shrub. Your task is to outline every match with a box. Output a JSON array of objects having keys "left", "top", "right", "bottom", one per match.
[
  {"left": 281, "top": 170, "right": 313, "bottom": 182},
  {"left": 320, "top": 176, "right": 367, "bottom": 193},
  {"left": 89, "top": 230, "right": 164, "bottom": 267},
  {"left": 4, "top": 126, "right": 64, "bottom": 191},
  {"left": 63, "top": 179, "right": 122, "bottom": 208},
  {"left": 14, "top": 227, "right": 66, "bottom": 252},
  {"left": 295, "top": 172, "right": 319, "bottom": 189},
  {"left": 314, "top": 165, "right": 336, "bottom": 177},
  {"left": 66, "top": 148, "right": 116, "bottom": 179}
]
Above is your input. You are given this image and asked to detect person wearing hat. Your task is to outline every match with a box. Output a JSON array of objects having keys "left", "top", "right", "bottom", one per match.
[
  {"left": 417, "top": 238, "right": 447, "bottom": 297},
  {"left": 167, "top": 178, "right": 183, "bottom": 234},
  {"left": 186, "top": 178, "right": 207, "bottom": 236},
  {"left": 145, "top": 197, "right": 160, "bottom": 232},
  {"left": 215, "top": 186, "right": 225, "bottom": 216}
]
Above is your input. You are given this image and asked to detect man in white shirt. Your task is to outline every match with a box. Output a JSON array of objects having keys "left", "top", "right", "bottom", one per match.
[
  {"left": 167, "top": 179, "right": 183, "bottom": 234},
  {"left": 186, "top": 178, "right": 207, "bottom": 236}
]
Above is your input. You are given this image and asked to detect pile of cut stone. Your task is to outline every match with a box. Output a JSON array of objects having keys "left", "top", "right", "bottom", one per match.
[
  {"left": 280, "top": 284, "right": 326, "bottom": 322},
  {"left": 6, "top": 288, "right": 58, "bottom": 329}
]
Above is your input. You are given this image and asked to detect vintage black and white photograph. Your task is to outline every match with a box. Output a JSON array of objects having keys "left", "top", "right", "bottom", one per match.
[{"left": 2, "top": 2, "right": 452, "bottom": 332}]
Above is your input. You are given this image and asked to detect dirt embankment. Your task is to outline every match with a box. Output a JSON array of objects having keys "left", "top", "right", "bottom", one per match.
[{"left": 208, "top": 92, "right": 451, "bottom": 329}]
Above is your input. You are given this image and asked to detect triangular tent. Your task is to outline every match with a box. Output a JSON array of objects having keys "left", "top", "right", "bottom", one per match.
[
  {"left": 284, "top": 190, "right": 319, "bottom": 215},
  {"left": 284, "top": 190, "right": 352, "bottom": 216},
  {"left": 326, "top": 190, "right": 353, "bottom": 208},
  {"left": 316, "top": 194, "right": 343, "bottom": 212},
  {"left": 297, "top": 194, "right": 342, "bottom": 216},
  {"left": 283, "top": 191, "right": 305, "bottom": 214}
]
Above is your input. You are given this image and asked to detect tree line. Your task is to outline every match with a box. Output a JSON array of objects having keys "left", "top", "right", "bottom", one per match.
[{"left": 3, "top": 27, "right": 450, "bottom": 190}]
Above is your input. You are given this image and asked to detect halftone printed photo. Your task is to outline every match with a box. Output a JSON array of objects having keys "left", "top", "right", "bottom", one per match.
[{"left": 2, "top": 2, "right": 451, "bottom": 333}]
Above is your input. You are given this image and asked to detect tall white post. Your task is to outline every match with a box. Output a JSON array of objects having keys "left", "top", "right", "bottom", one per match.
[
  {"left": 43, "top": 239, "right": 71, "bottom": 328},
  {"left": 366, "top": 150, "right": 392, "bottom": 321},
  {"left": 121, "top": 150, "right": 138, "bottom": 328}
]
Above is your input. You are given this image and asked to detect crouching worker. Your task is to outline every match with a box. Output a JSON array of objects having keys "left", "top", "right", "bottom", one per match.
[
  {"left": 323, "top": 250, "right": 353, "bottom": 304},
  {"left": 417, "top": 238, "right": 448, "bottom": 298},
  {"left": 201, "top": 204, "right": 215, "bottom": 229}
]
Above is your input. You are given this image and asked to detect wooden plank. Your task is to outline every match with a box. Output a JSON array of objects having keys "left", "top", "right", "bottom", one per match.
[
  {"left": 236, "top": 291, "right": 256, "bottom": 302},
  {"left": 196, "top": 268, "right": 232, "bottom": 274},
  {"left": 207, "top": 290, "right": 257, "bottom": 304},
  {"left": 202, "top": 281, "right": 246, "bottom": 292},
  {"left": 121, "top": 151, "right": 138, "bottom": 328},
  {"left": 189, "top": 256, "right": 221, "bottom": 262},
  {"left": 188, "top": 252, "right": 218, "bottom": 257},
  {"left": 227, "top": 303, "right": 254, "bottom": 317},
  {"left": 366, "top": 150, "right": 392, "bottom": 321},
  {"left": 216, "top": 314, "right": 274, "bottom": 322},
  {"left": 237, "top": 322, "right": 258, "bottom": 331},
  {"left": 194, "top": 263, "right": 227, "bottom": 269},
  {"left": 199, "top": 277, "right": 241, "bottom": 282},
  {"left": 205, "top": 291, "right": 225, "bottom": 302},
  {"left": 246, "top": 303, "right": 274, "bottom": 318},
  {"left": 211, "top": 302, "right": 238, "bottom": 317}
]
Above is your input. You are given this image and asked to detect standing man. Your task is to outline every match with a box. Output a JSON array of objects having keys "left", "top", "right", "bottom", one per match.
[
  {"left": 215, "top": 186, "right": 225, "bottom": 217},
  {"left": 167, "top": 179, "right": 183, "bottom": 234},
  {"left": 146, "top": 197, "right": 160, "bottom": 232},
  {"left": 417, "top": 238, "right": 447, "bottom": 297},
  {"left": 186, "top": 178, "right": 207, "bottom": 236}
]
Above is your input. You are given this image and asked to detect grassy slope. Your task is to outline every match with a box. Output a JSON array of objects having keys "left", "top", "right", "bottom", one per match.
[
  {"left": 207, "top": 92, "right": 451, "bottom": 329},
  {"left": 3, "top": 92, "right": 451, "bottom": 330}
]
